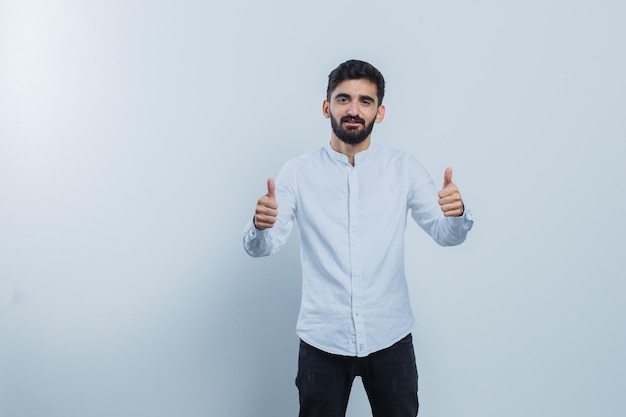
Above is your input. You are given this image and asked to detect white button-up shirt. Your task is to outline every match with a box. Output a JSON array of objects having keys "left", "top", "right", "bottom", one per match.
[{"left": 243, "top": 143, "right": 473, "bottom": 357}]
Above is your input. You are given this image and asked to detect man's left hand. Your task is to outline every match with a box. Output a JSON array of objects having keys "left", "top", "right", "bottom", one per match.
[{"left": 438, "top": 167, "right": 465, "bottom": 217}]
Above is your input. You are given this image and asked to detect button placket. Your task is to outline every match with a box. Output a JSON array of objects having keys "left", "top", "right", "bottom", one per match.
[{"left": 348, "top": 169, "right": 366, "bottom": 354}]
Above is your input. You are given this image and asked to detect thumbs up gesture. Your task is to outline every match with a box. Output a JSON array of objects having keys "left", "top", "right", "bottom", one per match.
[
  {"left": 254, "top": 178, "right": 279, "bottom": 229},
  {"left": 438, "top": 167, "right": 465, "bottom": 217}
]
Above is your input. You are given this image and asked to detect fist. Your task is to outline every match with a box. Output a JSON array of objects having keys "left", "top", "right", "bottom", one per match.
[
  {"left": 438, "top": 167, "right": 464, "bottom": 217},
  {"left": 254, "top": 178, "right": 278, "bottom": 229}
]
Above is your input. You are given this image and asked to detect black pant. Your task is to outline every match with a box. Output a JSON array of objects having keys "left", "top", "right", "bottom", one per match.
[{"left": 296, "top": 334, "right": 419, "bottom": 417}]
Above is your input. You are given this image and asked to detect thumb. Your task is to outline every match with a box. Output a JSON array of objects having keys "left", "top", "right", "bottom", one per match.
[
  {"left": 267, "top": 178, "right": 276, "bottom": 201},
  {"left": 443, "top": 167, "right": 453, "bottom": 188}
]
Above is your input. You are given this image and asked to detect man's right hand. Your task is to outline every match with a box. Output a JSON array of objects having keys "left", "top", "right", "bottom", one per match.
[{"left": 254, "top": 178, "right": 278, "bottom": 230}]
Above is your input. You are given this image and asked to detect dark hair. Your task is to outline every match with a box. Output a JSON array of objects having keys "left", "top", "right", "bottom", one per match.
[{"left": 326, "top": 60, "right": 385, "bottom": 106}]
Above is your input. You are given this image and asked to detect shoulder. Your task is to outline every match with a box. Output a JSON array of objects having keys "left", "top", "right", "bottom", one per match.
[
  {"left": 277, "top": 146, "right": 326, "bottom": 181},
  {"left": 372, "top": 144, "right": 432, "bottom": 186},
  {"left": 372, "top": 143, "right": 423, "bottom": 166},
  {"left": 282, "top": 146, "right": 327, "bottom": 170}
]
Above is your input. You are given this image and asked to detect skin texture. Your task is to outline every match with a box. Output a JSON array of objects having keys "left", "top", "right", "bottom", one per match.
[{"left": 253, "top": 78, "right": 465, "bottom": 230}]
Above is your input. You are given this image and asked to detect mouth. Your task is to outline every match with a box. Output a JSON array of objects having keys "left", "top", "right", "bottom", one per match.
[{"left": 341, "top": 117, "right": 365, "bottom": 128}]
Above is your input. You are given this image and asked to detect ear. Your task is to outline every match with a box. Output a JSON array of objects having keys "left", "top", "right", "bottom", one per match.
[
  {"left": 322, "top": 100, "right": 330, "bottom": 119},
  {"left": 375, "top": 104, "right": 386, "bottom": 123}
]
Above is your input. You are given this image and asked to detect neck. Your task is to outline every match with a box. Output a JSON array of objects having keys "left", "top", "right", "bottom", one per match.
[{"left": 330, "top": 135, "right": 371, "bottom": 166}]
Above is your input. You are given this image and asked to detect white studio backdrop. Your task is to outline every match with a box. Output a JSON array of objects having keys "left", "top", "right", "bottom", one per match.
[{"left": 1, "top": 1, "right": 624, "bottom": 416}]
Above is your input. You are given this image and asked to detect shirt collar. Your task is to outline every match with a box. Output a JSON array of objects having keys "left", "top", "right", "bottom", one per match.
[{"left": 324, "top": 142, "right": 376, "bottom": 166}]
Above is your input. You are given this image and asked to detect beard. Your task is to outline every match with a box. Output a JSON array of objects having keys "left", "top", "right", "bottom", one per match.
[{"left": 330, "top": 112, "right": 376, "bottom": 145}]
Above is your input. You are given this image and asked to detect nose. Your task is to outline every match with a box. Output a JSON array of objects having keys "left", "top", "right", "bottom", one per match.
[{"left": 347, "top": 100, "right": 359, "bottom": 116}]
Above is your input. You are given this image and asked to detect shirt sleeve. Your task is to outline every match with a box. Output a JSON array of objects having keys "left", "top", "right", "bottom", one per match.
[
  {"left": 406, "top": 156, "right": 474, "bottom": 247},
  {"left": 242, "top": 161, "right": 298, "bottom": 257}
]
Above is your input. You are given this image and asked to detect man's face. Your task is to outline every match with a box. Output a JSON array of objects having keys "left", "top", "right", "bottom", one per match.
[{"left": 323, "top": 79, "right": 385, "bottom": 145}]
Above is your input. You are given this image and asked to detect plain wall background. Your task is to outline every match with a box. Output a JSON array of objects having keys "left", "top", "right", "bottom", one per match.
[{"left": 1, "top": 1, "right": 624, "bottom": 416}]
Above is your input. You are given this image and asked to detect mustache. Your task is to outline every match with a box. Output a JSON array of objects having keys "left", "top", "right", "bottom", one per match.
[{"left": 340, "top": 115, "right": 365, "bottom": 125}]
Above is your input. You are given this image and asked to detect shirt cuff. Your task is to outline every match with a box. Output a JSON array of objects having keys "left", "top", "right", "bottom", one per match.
[
  {"left": 244, "top": 218, "right": 269, "bottom": 239},
  {"left": 448, "top": 208, "right": 474, "bottom": 232}
]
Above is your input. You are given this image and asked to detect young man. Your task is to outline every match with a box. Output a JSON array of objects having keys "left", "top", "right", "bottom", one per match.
[{"left": 242, "top": 60, "right": 473, "bottom": 417}]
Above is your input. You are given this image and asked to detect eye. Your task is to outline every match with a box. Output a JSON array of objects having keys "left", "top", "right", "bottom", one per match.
[
  {"left": 361, "top": 99, "right": 372, "bottom": 106},
  {"left": 337, "top": 97, "right": 349, "bottom": 103}
]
